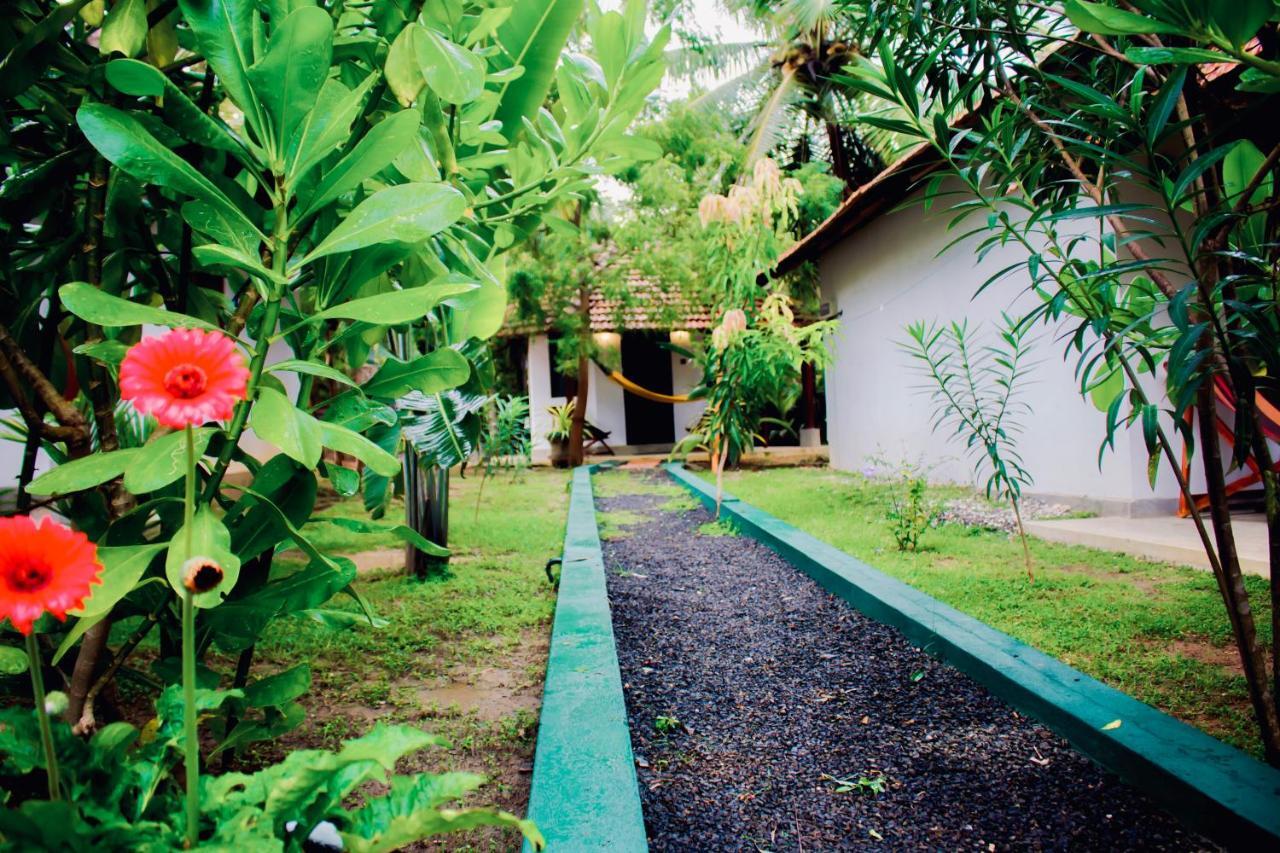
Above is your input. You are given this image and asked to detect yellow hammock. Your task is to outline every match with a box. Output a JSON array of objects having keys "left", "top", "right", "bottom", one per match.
[{"left": 594, "top": 360, "right": 694, "bottom": 404}]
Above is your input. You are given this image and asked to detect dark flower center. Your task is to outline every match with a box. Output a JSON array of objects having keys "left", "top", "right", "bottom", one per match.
[
  {"left": 163, "top": 363, "right": 208, "bottom": 399},
  {"left": 183, "top": 558, "right": 224, "bottom": 594},
  {"left": 7, "top": 557, "right": 51, "bottom": 593}
]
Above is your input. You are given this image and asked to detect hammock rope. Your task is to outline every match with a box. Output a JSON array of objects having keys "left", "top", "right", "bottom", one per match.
[{"left": 593, "top": 359, "right": 695, "bottom": 404}]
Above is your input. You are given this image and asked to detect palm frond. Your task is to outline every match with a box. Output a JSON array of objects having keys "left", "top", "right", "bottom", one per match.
[{"left": 740, "top": 66, "right": 801, "bottom": 169}]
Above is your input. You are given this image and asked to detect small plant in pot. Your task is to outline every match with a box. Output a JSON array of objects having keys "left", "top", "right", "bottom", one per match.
[{"left": 546, "top": 401, "right": 576, "bottom": 468}]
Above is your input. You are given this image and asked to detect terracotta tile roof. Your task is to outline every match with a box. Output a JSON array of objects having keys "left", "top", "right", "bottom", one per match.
[{"left": 500, "top": 272, "right": 714, "bottom": 337}]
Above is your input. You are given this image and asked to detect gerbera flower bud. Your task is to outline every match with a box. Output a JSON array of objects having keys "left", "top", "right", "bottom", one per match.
[
  {"left": 119, "top": 328, "right": 249, "bottom": 429},
  {"left": 0, "top": 516, "right": 103, "bottom": 635},
  {"left": 182, "top": 557, "right": 225, "bottom": 594}
]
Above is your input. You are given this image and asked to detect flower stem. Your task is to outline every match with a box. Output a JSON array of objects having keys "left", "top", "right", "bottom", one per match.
[
  {"left": 182, "top": 424, "right": 199, "bottom": 846},
  {"left": 25, "top": 633, "right": 60, "bottom": 800}
]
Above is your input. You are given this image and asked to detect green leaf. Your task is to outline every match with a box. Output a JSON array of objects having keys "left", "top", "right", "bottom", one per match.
[
  {"left": 73, "top": 339, "right": 128, "bottom": 368},
  {"left": 1063, "top": 0, "right": 1184, "bottom": 36},
  {"left": 391, "top": 525, "right": 449, "bottom": 558},
  {"left": 246, "top": 6, "right": 334, "bottom": 152},
  {"left": 386, "top": 25, "right": 426, "bottom": 107},
  {"left": 313, "top": 281, "right": 477, "bottom": 324},
  {"left": 0, "top": 646, "right": 28, "bottom": 675},
  {"left": 416, "top": 28, "right": 486, "bottom": 105},
  {"left": 267, "top": 359, "right": 358, "bottom": 388},
  {"left": 244, "top": 664, "right": 311, "bottom": 708},
  {"left": 165, "top": 508, "right": 242, "bottom": 607},
  {"left": 362, "top": 349, "right": 470, "bottom": 398},
  {"left": 71, "top": 542, "right": 168, "bottom": 620},
  {"left": 192, "top": 244, "right": 287, "bottom": 285},
  {"left": 1204, "top": 0, "right": 1271, "bottom": 49},
  {"left": 106, "top": 60, "right": 247, "bottom": 156},
  {"left": 318, "top": 421, "right": 401, "bottom": 476},
  {"left": 59, "top": 282, "right": 221, "bottom": 331},
  {"left": 27, "top": 448, "right": 141, "bottom": 495},
  {"left": 99, "top": 0, "right": 147, "bottom": 57},
  {"left": 342, "top": 773, "right": 543, "bottom": 853},
  {"left": 251, "top": 386, "right": 323, "bottom": 468},
  {"left": 492, "top": 0, "right": 586, "bottom": 141},
  {"left": 177, "top": 0, "right": 265, "bottom": 133},
  {"left": 77, "top": 103, "right": 263, "bottom": 241},
  {"left": 300, "top": 110, "right": 421, "bottom": 218},
  {"left": 1126, "top": 46, "right": 1228, "bottom": 66},
  {"left": 444, "top": 278, "right": 506, "bottom": 341},
  {"left": 124, "top": 427, "right": 217, "bottom": 494},
  {"left": 301, "top": 183, "right": 466, "bottom": 263},
  {"left": 289, "top": 73, "right": 381, "bottom": 181}
]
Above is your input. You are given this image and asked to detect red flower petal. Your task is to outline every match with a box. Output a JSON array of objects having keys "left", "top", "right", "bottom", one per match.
[
  {"left": 120, "top": 328, "right": 249, "bottom": 428},
  {"left": 0, "top": 516, "right": 102, "bottom": 635}
]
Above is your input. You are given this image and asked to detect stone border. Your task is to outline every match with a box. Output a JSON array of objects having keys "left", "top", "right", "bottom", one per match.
[
  {"left": 524, "top": 466, "right": 648, "bottom": 851},
  {"left": 665, "top": 463, "right": 1280, "bottom": 848}
]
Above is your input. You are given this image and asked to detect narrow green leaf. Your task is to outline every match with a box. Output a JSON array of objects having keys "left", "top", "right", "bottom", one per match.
[
  {"left": 28, "top": 448, "right": 141, "bottom": 495},
  {"left": 313, "top": 281, "right": 477, "bottom": 324},
  {"left": 59, "top": 282, "right": 221, "bottom": 331},
  {"left": 246, "top": 6, "right": 334, "bottom": 152},
  {"left": 318, "top": 421, "right": 401, "bottom": 476}
]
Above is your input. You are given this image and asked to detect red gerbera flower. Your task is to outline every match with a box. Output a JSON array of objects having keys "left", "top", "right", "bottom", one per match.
[
  {"left": 0, "top": 516, "right": 103, "bottom": 635},
  {"left": 119, "top": 328, "right": 249, "bottom": 429}
]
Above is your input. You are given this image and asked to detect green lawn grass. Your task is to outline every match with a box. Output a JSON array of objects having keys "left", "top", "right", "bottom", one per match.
[{"left": 700, "top": 466, "right": 1273, "bottom": 757}]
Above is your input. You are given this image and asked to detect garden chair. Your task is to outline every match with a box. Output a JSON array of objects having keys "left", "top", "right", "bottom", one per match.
[{"left": 584, "top": 421, "right": 615, "bottom": 456}]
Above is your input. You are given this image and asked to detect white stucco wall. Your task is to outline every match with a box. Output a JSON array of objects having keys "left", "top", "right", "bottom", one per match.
[
  {"left": 818, "top": 193, "right": 1184, "bottom": 515},
  {"left": 671, "top": 345, "right": 708, "bottom": 440}
]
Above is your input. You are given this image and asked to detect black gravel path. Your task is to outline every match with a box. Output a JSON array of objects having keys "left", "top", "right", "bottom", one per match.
[{"left": 599, "top": 472, "right": 1212, "bottom": 852}]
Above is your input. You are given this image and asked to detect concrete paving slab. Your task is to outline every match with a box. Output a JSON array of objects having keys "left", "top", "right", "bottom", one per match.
[{"left": 1025, "top": 515, "right": 1269, "bottom": 577}]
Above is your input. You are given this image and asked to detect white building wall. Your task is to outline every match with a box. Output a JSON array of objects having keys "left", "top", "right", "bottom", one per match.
[
  {"left": 819, "top": 194, "right": 1183, "bottom": 515},
  {"left": 671, "top": 344, "right": 708, "bottom": 441}
]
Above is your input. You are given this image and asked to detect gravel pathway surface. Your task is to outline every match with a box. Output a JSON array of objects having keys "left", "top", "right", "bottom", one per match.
[{"left": 599, "top": 472, "right": 1211, "bottom": 852}]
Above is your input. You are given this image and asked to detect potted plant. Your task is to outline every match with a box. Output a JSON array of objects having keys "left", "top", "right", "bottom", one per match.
[{"left": 546, "top": 401, "right": 575, "bottom": 468}]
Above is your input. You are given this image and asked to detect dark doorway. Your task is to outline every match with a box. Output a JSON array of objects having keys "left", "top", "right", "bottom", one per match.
[{"left": 621, "top": 332, "right": 675, "bottom": 446}]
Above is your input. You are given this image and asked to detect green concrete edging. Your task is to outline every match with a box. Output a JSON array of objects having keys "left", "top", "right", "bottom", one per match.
[
  {"left": 665, "top": 463, "right": 1280, "bottom": 848},
  {"left": 524, "top": 466, "right": 648, "bottom": 851}
]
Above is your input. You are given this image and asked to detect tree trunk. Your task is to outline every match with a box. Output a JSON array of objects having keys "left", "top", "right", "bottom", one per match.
[
  {"left": 567, "top": 285, "right": 591, "bottom": 467},
  {"left": 825, "top": 121, "right": 853, "bottom": 197},
  {"left": 1195, "top": 384, "right": 1280, "bottom": 764}
]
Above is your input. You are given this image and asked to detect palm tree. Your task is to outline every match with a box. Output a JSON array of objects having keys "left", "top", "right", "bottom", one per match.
[{"left": 670, "top": 0, "right": 890, "bottom": 192}]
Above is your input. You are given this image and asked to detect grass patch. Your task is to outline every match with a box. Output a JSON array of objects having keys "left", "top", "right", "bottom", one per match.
[
  {"left": 700, "top": 467, "right": 1273, "bottom": 757},
  {"left": 592, "top": 467, "right": 683, "bottom": 499},
  {"left": 598, "top": 508, "right": 648, "bottom": 541},
  {"left": 697, "top": 519, "right": 737, "bottom": 537}
]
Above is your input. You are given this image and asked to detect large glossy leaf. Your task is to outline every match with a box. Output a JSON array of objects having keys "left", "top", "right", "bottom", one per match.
[
  {"left": 59, "top": 282, "right": 221, "bottom": 331},
  {"left": 225, "top": 454, "right": 317, "bottom": 561},
  {"left": 417, "top": 28, "right": 486, "bottom": 105},
  {"left": 444, "top": 278, "right": 506, "bottom": 341},
  {"left": 492, "top": 0, "right": 586, "bottom": 141},
  {"left": 177, "top": 0, "right": 265, "bottom": 132},
  {"left": 399, "top": 390, "right": 486, "bottom": 469},
  {"left": 300, "top": 183, "right": 466, "bottom": 263},
  {"left": 105, "top": 59, "right": 246, "bottom": 156},
  {"left": 299, "top": 109, "right": 422, "bottom": 218},
  {"left": 312, "top": 281, "right": 477, "bottom": 324},
  {"left": 246, "top": 6, "right": 334, "bottom": 152},
  {"left": 77, "top": 103, "right": 263, "bottom": 240},
  {"left": 124, "top": 427, "right": 217, "bottom": 495},
  {"left": 71, "top": 542, "right": 168, "bottom": 620},
  {"left": 363, "top": 349, "right": 471, "bottom": 399},
  {"left": 28, "top": 447, "right": 141, "bottom": 495},
  {"left": 288, "top": 73, "right": 380, "bottom": 181},
  {"left": 318, "top": 421, "right": 401, "bottom": 476},
  {"left": 267, "top": 359, "right": 358, "bottom": 388},
  {"left": 99, "top": 0, "right": 146, "bottom": 57},
  {"left": 251, "top": 386, "right": 323, "bottom": 468},
  {"left": 165, "top": 508, "right": 242, "bottom": 608}
]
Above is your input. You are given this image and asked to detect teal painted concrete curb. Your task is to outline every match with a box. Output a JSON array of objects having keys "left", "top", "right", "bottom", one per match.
[
  {"left": 665, "top": 463, "right": 1280, "bottom": 848},
  {"left": 524, "top": 467, "right": 648, "bottom": 852}
]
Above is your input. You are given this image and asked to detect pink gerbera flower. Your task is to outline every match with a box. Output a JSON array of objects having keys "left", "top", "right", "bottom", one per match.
[
  {"left": 119, "top": 328, "right": 249, "bottom": 428},
  {"left": 0, "top": 516, "right": 103, "bottom": 635}
]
